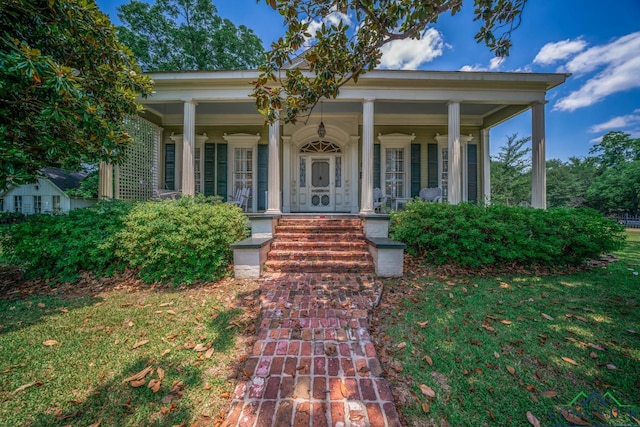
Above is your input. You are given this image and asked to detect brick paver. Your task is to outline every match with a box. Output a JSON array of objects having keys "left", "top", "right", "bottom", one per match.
[{"left": 222, "top": 272, "right": 401, "bottom": 427}]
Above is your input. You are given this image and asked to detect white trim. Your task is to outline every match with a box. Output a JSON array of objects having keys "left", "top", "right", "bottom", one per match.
[
  {"left": 224, "top": 133, "right": 261, "bottom": 213},
  {"left": 377, "top": 133, "right": 416, "bottom": 200}
]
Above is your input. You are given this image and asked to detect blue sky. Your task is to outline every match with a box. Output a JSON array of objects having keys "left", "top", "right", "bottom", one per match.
[{"left": 96, "top": 0, "right": 640, "bottom": 161}]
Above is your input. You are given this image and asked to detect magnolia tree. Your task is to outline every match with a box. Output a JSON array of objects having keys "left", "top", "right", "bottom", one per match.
[
  {"left": 253, "top": 0, "right": 527, "bottom": 123},
  {"left": 0, "top": 0, "right": 152, "bottom": 190}
]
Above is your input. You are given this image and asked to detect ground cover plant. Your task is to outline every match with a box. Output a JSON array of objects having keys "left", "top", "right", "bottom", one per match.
[
  {"left": 0, "top": 273, "right": 259, "bottom": 427},
  {"left": 372, "top": 230, "right": 640, "bottom": 426},
  {"left": 0, "top": 197, "right": 248, "bottom": 284},
  {"left": 391, "top": 202, "right": 625, "bottom": 268}
]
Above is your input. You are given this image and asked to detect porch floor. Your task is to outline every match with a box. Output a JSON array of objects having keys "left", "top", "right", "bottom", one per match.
[{"left": 222, "top": 273, "right": 402, "bottom": 427}]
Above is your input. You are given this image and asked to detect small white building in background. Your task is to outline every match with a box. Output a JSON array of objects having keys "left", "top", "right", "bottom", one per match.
[{"left": 0, "top": 168, "right": 97, "bottom": 214}]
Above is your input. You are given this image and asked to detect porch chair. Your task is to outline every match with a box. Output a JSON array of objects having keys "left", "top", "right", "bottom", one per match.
[
  {"left": 373, "top": 187, "right": 387, "bottom": 212},
  {"left": 418, "top": 187, "right": 442, "bottom": 203},
  {"left": 229, "top": 187, "right": 250, "bottom": 212}
]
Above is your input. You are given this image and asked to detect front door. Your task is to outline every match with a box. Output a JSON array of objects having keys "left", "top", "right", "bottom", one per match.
[{"left": 308, "top": 156, "right": 334, "bottom": 211}]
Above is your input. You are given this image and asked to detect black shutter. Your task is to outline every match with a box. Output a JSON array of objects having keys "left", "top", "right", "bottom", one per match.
[
  {"left": 467, "top": 144, "right": 478, "bottom": 203},
  {"left": 373, "top": 144, "right": 381, "bottom": 190},
  {"left": 427, "top": 144, "right": 438, "bottom": 188},
  {"left": 164, "top": 143, "right": 175, "bottom": 190},
  {"left": 204, "top": 143, "right": 215, "bottom": 196},
  {"left": 410, "top": 143, "right": 421, "bottom": 197},
  {"left": 216, "top": 143, "right": 227, "bottom": 200},
  {"left": 257, "top": 144, "right": 268, "bottom": 211}
]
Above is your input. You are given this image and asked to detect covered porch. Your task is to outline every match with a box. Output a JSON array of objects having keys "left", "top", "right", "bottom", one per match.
[{"left": 99, "top": 70, "right": 567, "bottom": 212}]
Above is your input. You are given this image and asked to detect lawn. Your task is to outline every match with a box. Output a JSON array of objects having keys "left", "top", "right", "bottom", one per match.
[
  {"left": 0, "top": 274, "right": 259, "bottom": 427},
  {"left": 373, "top": 230, "right": 640, "bottom": 426}
]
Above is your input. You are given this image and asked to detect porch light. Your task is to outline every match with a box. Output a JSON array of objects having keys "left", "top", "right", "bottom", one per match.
[{"left": 317, "top": 102, "right": 326, "bottom": 138}]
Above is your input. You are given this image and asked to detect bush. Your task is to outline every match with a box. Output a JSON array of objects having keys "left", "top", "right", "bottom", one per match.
[
  {"left": 390, "top": 202, "right": 626, "bottom": 268},
  {"left": 0, "top": 200, "right": 134, "bottom": 281},
  {"left": 0, "top": 197, "right": 249, "bottom": 284},
  {"left": 115, "top": 197, "right": 248, "bottom": 284}
]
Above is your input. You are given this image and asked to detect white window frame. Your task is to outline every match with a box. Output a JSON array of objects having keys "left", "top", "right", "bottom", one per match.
[
  {"left": 33, "top": 195, "right": 42, "bottom": 213},
  {"left": 52, "top": 195, "right": 61, "bottom": 212},
  {"left": 224, "top": 133, "right": 261, "bottom": 213},
  {"left": 434, "top": 134, "right": 474, "bottom": 202},
  {"left": 377, "top": 133, "right": 416, "bottom": 199},
  {"left": 14, "top": 195, "right": 22, "bottom": 213}
]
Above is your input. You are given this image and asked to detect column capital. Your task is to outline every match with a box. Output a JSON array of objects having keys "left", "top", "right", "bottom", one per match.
[
  {"left": 363, "top": 98, "right": 376, "bottom": 103},
  {"left": 448, "top": 99, "right": 462, "bottom": 105},
  {"left": 181, "top": 98, "right": 198, "bottom": 106},
  {"left": 530, "top": 99, "right": 548, "bottom": 107}
]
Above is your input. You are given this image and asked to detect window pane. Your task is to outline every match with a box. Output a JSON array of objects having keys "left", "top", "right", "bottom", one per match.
[{"left": 385, "top": 148, "right": 405, "bottom": 198}]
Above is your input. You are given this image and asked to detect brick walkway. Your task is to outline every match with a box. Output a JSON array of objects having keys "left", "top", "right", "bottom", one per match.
[{"left": 222, "top": 272, "right": 402, "bottom": 427}]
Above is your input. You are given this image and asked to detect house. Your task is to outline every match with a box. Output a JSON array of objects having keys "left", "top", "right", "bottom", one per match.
[
  {"left": 97, "top": 69, "right": 568, "bottom": 213},
  {"left": 0, "top": 168, "right": 97, "bottom": 214}
]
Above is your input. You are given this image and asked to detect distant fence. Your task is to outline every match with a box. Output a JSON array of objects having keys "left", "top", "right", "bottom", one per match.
[{"left": 616, "top": 215, "right": 640, "bottom": 229}]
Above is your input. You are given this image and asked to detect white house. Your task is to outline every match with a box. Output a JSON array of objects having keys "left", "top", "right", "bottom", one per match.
[
  {"left": 1, "top": 168, "right": 97, "bottom": 214},
  {"left": 98, "top": 69, "right": 568, "bottom": 213}
]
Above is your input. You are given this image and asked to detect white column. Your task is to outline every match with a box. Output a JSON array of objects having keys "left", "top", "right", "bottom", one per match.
[
  {"left": 481, "top": 128, "right": 491, "bottom": 205},
  {"left": 181, "top": 100, "right": 196, "bottom": 196},
  {"left": 265, "top": 116, "right": 282, "bottom": 214},
  {"left": 360, "top": 98, "right": 375, "bottom": 214},
  {"left": 448, "top": 101, "right": 461, "bottom": 204},
  {"left": 98, "top": 161, "right": 113, "bottom": 199},
  {"left": 282, "top": 136, "right": 291, "bottom": 213},
  {"left": 531, "top": 101, "right": 546, "bottom": 209},
  {"left": 350, "top": 136, "right": 360, "bottom": 213}
]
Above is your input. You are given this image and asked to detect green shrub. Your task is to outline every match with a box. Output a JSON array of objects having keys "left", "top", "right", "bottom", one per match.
[
  {"left": 390, "top": 202, "right": 625, "bottom": 268},
  {"left": 115, "top": 198, "right": 248, "bottom": 284},
  {"left": 0, "top": 200, "right": 134, "bottom": 281}
]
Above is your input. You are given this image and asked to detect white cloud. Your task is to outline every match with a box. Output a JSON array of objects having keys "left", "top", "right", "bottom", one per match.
[
  {"left": 459, "top": 64, "right": 486, "bottom": 72},
  {"left": 304, "top": 7, "right": 352, "bottom": 41},
  {"left": 553, "top": 32, "right": 640, "bottom": 111},
  {"left": 589, "top": 110, "right": 640, "bottom": 133},
  {"left": 489, "top": 57, "right": 504, "bottom": 70},
  {"left": 378, "top": 28, "right": 445, "bottom": 70},
  {"left": 533, "top": 38, "right": 587, "bottom": 65}
]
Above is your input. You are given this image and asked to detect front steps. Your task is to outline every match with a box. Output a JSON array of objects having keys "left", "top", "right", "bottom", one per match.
[{"left": 264, "top": 217, "right": 375, "bottom": 274}]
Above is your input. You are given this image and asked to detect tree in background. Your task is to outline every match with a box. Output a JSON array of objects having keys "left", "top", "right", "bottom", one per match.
[
  {"left": 254, "top": 0, "right": 526, "bottom": 123},
  {"left": 0, "top": 0, "right": 152, "bottom": 191},
  {"left": 116, "top": 0, "right": 265, "bottom": 71},
  {"left": 586, "top": 131, "right": 640, "bottom": 214},
  {"left": 491, "top": 133, "right": 531, "bottom": 206}
]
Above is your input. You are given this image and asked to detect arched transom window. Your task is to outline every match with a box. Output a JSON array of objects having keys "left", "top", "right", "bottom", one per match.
[{"left": 300, "top": 140, "right": 342, "bottom": 153}]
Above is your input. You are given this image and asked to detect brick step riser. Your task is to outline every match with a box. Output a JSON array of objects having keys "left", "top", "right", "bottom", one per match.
[
  {"left": 274, "top": 233, "right": 366, "bottom": 241},
  {"left": 278, "top": 220, "right": 361, "bottom": 227},
  {"left": 275, "top": 227, "right": 363, "bottom": 234},
  {"left": 271, "top": 242, "right": 369, "bottom": 250},
  {"left": 268, "top": 253, "right": 371, "bottom": 261},
  {"left": 264, "top": 265, "right": 375, "bottom": 274}
]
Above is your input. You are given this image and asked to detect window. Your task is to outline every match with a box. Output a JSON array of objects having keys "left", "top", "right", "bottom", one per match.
[
  {"left": 194, "top": 147, "right": 201, "bottom": 194},
  {"left": 52, "top": 195, "right": 61, "bottom": 212},
  {"left": 0, "top": 198, "right": 3, "bottom": 211},
  {"left": 33, "top": 195, "right": 42, "bottom": 213},
  {"left": 234, "top": 147, "right": 253, "bottom": 206},
  {"left": 385, "top": 148, "right": 405, "bottom": 198},
  {"left": 164, "top": 143, "right": 175, "bottom": 190},
  {"left": 441, "top": 147, "right": 449, "bottom": 200},
  {"left": 14, "top": 195, "right": 22, "bottom": 213}
]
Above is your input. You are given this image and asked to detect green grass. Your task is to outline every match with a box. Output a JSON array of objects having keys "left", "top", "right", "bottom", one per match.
[
  {"left": 376, "top": 231, "right": 640, "bottom": 426},
  {"left": 0, "top": 281, "right": 258, "bottom": 426}
]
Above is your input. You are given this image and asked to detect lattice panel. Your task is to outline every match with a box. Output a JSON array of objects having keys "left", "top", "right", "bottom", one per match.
[{"left": 116, "top": 116, "right": 161, "bottom": 201}]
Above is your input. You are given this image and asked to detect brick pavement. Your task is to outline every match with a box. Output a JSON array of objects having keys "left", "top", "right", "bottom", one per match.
[{"left": 222, "top": 272, "right": 401, "bottom": 427}]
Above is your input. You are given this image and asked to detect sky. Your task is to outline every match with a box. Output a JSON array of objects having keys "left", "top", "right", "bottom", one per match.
[{"left": 95, "top": 0, "right": 640, "bottom": 161}]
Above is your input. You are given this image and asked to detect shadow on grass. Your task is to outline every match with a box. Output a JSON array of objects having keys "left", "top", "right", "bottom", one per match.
[{"left": 0, "top": 295, "right": 102, "bottom": 335}]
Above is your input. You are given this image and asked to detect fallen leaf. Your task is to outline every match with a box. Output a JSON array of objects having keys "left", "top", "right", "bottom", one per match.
[
  {"left": 193, "top": 343, "right": 210, "bottom": 352},
  {"left": 132, "top": 340, "right": 149, "bottom": 349},
  {"left": 541, "top": 313, "right": 554, "bottom": 321},
  {"left": 526, "top": 411, "right": 541, "bottom": 427},
  {"left": 627, "top": 329, "right": 637, "bottom": 334},
  {"left": 13, "top": 381, "right": 42, "bottom": 393},
  {"left": 219, "top": 391, "right": 230, "bottom": 398},
  {"left": 612, "top": 407, "right": 619, "bottom": 418},
  {"left": 340, "top": 382, "right": 348, "bottom": 398},
  {"left": 87, "top": 421, "right": 101, "bottom": 427},
  {"left": 242, "top": 368, "right": 250, "bottom": 378},
  {"left": 561, "top": 357, "right": 578, "bottom": 366},
  {"left": 507, "top": 366, "right": 515, "bottom": 375},
  {"left": 423, "top": 355, "right": 433, "bottom": 366},
  {"left": 123, "top": 366, "right": 153, "bottom": 383},
  {"left": 157, "top": 367, "right": 165, "bottom": 380},
  {"left": 422, "top": 402, "right": 430, "bottom": 413},
  {"left": 560, "top": 409, "right": 590, "bottom": 425},
  {"left": 37, "top": 303, "right": 45, "bottom": 308},
  {"left": 397, "top": 342, "right": 407, "bottom": 349},
  {"left": 482, "top": 323, "right": 496, "bottom": 333},
  {"left": 55, "top": 411, "right": 78, "bottom": 421},
  {"left": 589, "top": 352, "right": 598, "bottom": 358},
  {"left": 541, "top": 390, "right": 558, "bottom": 398},
  {"left": 130, "top": 379, "right": 146, "bottom": 387},
  {"left": 184, "top": 342, "right": 196, "bottom": 349},
  {"left": 204, "top": 384, "right": 211, "bottom": 390},
  {"left": 494, "top": 352, "right": 500, "bottom": 358},
  {"left": 148, "top": 379, "right": 161, "bottom": 393},
  {"left": 630, "top": 414, "right": 640, "bottom": 425},
  {"left": 43, "top": 340, "right": 59, "bottom": 346},
  {"left": 575, "top": 315, "right": 588, "bottom": 322},
  {"left": 166, "top": 310, "right": 177, "bottom": 315},
  {"left": 161, "top": 349, "right": 171, "bottom": 357},
  {"left": 606, "top": 363, "right": 618, "bottom": 370},
  {"left": 587, "top": 343, "right": 605, "bottom": 351},
  {"left": 419, "top": 384, "right": 436, "bottom": 398},
  {"left": 416, "top": 321, "right": 428, "bottom": 327},
  {"left": 501, "top": 320, "right": 512, "bottom": 325},
  {"left": 204, "top": 348, "right": 214, "bottom": 359}
]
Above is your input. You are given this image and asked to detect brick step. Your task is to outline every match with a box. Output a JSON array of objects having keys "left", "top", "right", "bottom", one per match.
[
  {"left": 278, "top": 219, "right": 361, "bottom": 227},
  {"left": 275, "top": 225, "right": 362, "bottom": 234},
  {"left": 270, "top": 240, "right": 368, "bottom": 250},
  {"left": 274, "top": 232, "right": 366, "bottom": 242},
  {"left": 263, "top": 259, "right": 375, "bottom": 274},
  {"left": 268, "top": 249, "right": 371, "bottom": 261}
]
